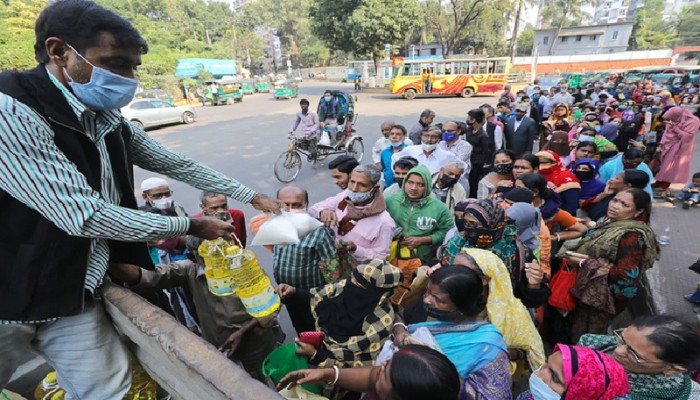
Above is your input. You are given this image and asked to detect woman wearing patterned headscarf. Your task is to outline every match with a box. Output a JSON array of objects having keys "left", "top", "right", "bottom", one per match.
[
  {"left": 279, "top": 259, "right": 401, "bottom": 371},
  {"left": 517, "top": 344, "right": 629, "bottom": 400},
  {"left": 442, "top": 199, "right": 549, "bottom": 308}
]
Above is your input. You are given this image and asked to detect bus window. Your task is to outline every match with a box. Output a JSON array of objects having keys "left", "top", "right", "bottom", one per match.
[
  {"left": 494, "top": 60, "right": 506, "bottom": 74},
  {"left": 434, "top": 62, "right": 446, "bottom": 75},
  {"left": 459, "top": 62, "right": 470, "bottom": 74},
  {"left": 477, "top": 61, "right": 488, "bottom": 74},
  {"left": 403, "top": 64, "right": 421, "bottom": 76},
  {"left": 445, "top": 63, "right": 452, "bottom": 75}
]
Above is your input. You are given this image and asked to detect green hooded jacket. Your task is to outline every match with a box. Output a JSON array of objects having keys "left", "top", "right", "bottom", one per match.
[{"left": 385, "top": 165, "right": 455, "bottom": 261}]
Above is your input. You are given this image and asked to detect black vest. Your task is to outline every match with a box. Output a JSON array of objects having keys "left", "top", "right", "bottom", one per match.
[{"left": 0, "top": 66, "right": 153, "bottom": 320}]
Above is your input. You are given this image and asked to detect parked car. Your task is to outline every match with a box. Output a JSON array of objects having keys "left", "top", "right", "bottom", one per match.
[{"left": 121, "top": 98, "right": 196, "bottom": 129}]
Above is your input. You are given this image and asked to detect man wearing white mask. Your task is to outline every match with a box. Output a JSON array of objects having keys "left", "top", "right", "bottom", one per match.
[
  {"left": 391, "top": 126, "right": 462, "bottom": 175},
  {"left": 140, "top": 177, "right": 188, "bottom": 217}
]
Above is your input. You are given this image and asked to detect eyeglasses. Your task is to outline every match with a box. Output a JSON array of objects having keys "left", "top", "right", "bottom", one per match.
[
  {"left": 148, "top": 190, "right": 173, "bottom": 199},
  {"left": 613, "top": 329, "right": 667, "bottom": 365}
]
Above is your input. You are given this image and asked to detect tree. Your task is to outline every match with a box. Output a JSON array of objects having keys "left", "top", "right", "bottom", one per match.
[
  {"left": 677, "top": 4, "right": 700, "bottom": 46},
  {"left": 630, "top": 0, "right": 676, "bottom": 50},
  {"left": 539, "top": 0, "right": 592, "bottom": 55},
  {"left": 423, "top": 0, "right": 487, "bottom": 57},
  {"left": 310, "top": 0, "right": 420, "bottom": 69},
  {"left": 516, "top": 25, "right": 535, "bottom": 56}
]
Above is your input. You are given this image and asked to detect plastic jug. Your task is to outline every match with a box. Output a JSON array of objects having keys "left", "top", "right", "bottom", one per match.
[
  {"left": 229, "top": 249, "right": 280, "bottom": 318},
  {"left": 198, "top": 238, "right": 240, "bottom": 296}
]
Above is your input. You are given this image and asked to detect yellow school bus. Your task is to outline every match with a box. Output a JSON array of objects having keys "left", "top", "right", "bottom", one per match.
[{"left": 390, "top": 57, "right": 510, "bottom": 99}]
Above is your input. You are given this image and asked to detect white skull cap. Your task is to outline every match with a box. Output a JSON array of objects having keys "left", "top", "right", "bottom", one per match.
[{"left": 140, "top": 177, "right": 169, "bottom": 192}]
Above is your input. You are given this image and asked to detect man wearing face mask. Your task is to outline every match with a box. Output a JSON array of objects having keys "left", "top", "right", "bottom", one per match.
[
  {"left": 598, "top": 147, "right": 654, "bottom": 197},
  {"left": 505, "top": 103, "right": 538, "bottom": 158},
  {"left": 466, "top": 109, "right": 494, "bottom": 198},
  {"left": 140, "top": 177, "right": 188, "bottom": 217},
  {"left": 0, "top": 2, "right": 282, "bottom": 397},
  {"left": 432, "top": 161, "right": 467, "bottom": 212},
  {"left": 310, "top": 164, "right": 395, "bottom": 262},
  {"left": 438, "top": 121, "right": 472, "bottom": 174},
  {"left": 392, "top": 127, "right": 462, "bottom": 175}
]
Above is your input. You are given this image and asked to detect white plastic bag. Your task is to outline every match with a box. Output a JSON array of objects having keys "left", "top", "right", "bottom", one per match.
[
  {"left": 250, "top": 212, "right": 323, "bottom": 246},
  {"left": 319, "top": 131, "right": 331, "bottom": 147},
  {"left": 251, "top": 212, "right": 300, "bottom": 246}
]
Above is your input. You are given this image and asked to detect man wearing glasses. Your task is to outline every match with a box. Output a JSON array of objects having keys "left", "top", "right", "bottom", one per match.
[
  {"left": 392, "top": 126, "right": 465, "bottom": 176},
  {"left": 504, "top": 103, "right": 538, "bottom": 157}
]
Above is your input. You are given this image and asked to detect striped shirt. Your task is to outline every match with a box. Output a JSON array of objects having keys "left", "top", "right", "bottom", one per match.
[
  {"left": 0, "top": 68, "right": 256, "bottom": 323},
  {"left": 272, "top": 227, "right": 335, "bottom": 290}
]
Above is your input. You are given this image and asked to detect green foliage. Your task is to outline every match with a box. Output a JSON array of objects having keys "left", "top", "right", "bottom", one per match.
[
  {"left": 539, "top": 0, "right": 591, "bottom": 30},
  {"left": 677, "top": 4, "right": 700, "bottom": 46},
  {"left": 309, "top": 0, "right": 420, "bottom": 66},
  {"left": 630, "top": 0, "right": 676, "bottom": 50},
  {"left": 517, "top": 26, "right": 535, "bottom": 56}
]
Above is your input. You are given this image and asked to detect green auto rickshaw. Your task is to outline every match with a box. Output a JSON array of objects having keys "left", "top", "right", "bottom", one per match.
[
  {"left": 241, "top": 79, "right": 255, "bottom": 95},
  {"left": 206, "top": 79, "right": 243, "bottom": 105},
  {"left": 255, "top": 78, "right": 271, "bottom": 93},
  {"left": 273, "top": 81, "right": 298, "bottom": 100}
]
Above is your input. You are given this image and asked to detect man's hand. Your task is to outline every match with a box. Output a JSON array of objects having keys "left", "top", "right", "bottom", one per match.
[
  {"left": 278, "top": 283, "right": 297, "bottom": 300},
  {"left": 250, "top": 193, "right": 283, "bottom": 215},
  {"left": 188, "top": 217, "right": 235, "bottom": 240},
  {"left": 401, "top": 236, "right": 429, "bottom": 249},
  {"left": 108, "top": 263, "right": 142, "bottom": 286},
  {"left": 219, "top": 329, "right": 246, "bottom": 358},
  {"left": 319, "top": 210, "right": 338, "bottom": 227}
]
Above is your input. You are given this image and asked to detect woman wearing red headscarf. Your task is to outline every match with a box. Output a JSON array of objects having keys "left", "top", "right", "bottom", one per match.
[
  {"left": 516, "top": 344, "right": 630, "bottom": 400},
  {"left": 535, "top": 150, "right": 581, "bottom": 215},
  {"left": 654, "top": 106, "right": 700, "bottom": 196}
]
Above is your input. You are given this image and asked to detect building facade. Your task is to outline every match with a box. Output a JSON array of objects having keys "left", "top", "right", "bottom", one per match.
[
  {"left": 254, "top": 27, "right": 282, "bottom": 73},
  {"left": 533, "top": 23, "right": 633, "bottom": 56}
]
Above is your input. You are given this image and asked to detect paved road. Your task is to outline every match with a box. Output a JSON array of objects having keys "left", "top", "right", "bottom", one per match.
[{"left": 6, "top": 81, "right": 498, "bottom": 397}]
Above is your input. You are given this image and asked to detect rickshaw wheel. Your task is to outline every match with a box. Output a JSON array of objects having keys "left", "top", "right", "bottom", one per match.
[
  {"left": 346, "top": 138, "right": 364, "bottom": 162},
  {"left": 274, "top": 151, "right": 302, "bottom": 182}
]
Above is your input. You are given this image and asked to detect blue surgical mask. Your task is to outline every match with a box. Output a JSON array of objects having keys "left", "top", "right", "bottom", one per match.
[
  {"left": 323, "top": 96, "right": 332, "bottom": 102},
  {"left": 390, "top": 141, "right": 404, "bottom": 148},
  {"left": 63, "top": 44, "right": 138, "bottom": 111},
  {"left": 442, "top": 132, "right": 457, "bottom": 142},
  {"left": 347, "top": 189, "right": 374, "bottom": 204},
  {"left": 515, "top": 113, "right": 525, "bottom": 121},
  {"left": 578, "top": 134, "right": 594, "bottom": 142},
  {"left": 528, "top": 370, "right": 561, "bottom": 400},
  {"left": 594, "top": 126, "right": 601, "bottom": 132}
]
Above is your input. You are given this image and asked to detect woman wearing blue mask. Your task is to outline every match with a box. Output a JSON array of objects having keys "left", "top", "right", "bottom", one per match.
[
  {"left": 379, "top": 125, "right": 409, "bottom": 184},
  {"left": 517, "top": 344, "right": 629, "bottom": 400},
  {"left": 392, "top": 266, "right": 512, "bottom": 400}
]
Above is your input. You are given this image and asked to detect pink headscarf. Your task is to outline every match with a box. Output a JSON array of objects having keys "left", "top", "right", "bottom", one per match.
[
  {"left": 662, "top": 106, "right": 700, "bottom": 145},
  {"left": 555, "top": 344, "right": 629, "bottom": 400}
]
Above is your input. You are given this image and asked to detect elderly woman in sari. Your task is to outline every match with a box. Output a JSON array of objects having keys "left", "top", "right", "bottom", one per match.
[
  {"left": 455, "top": 249, "right": 546, "bottom": 374},
  {"left": 443, "top": 199, "right": 549, "bottom": 308},
  {"left": 561, "top": 188, "right": 660, "bottom": 343},
  {"left": 392, "top": 266, "right": 512, "bottom": 400},
  {"left": 279, "top": 259, "right": 401, "bottom": 370},
  {"left": 516, "top": 344, "right": 630, "bottom": 400},
  {"left": 580, "top": 315, "right": 700, "bottom": 400}
]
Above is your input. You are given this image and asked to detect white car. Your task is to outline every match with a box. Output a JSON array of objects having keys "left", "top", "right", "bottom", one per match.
[{"left": 121, "top": 98, "right": 196, "bottom": 129}]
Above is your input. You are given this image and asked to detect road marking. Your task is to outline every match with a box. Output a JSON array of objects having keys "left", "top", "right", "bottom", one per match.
[{"left": 9, "top": 356, "right": 45, "bottom": 382}]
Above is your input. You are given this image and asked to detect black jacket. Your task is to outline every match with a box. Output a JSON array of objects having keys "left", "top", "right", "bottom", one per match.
[{"left": 0, "top": 66, "right": 153, "bottom": 321}]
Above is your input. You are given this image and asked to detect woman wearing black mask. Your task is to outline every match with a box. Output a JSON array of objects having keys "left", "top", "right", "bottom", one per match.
[
  {"left": 477, "top": 149, "right": 516, "bottom": 200},
  {"left": 442, "top": 199, "right": 549, "bottom": 308},
  {"left": 391, "top": 266, "right": 512, "bottom": 399}
]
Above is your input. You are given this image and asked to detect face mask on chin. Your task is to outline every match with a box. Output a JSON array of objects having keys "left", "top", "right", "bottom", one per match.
[
  {"left": 528, "top": 369, "right": 561, "bottom": 400},
  {"left": 424, "top": 303, "right": 462, "bottom": 321},
  {"left": 390, "top": 141, "right": 404, "bottom": 148},
  {"left": 422, "top": 143, "right": 437, "bottom": 152},
  {"left": 63, "top": 44, "right": 138, "bottom": 111}
]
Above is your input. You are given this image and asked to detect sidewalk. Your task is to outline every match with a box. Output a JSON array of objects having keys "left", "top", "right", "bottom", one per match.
[{"left": 644, "top": 133, "right": 700, "bottom": 324}]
